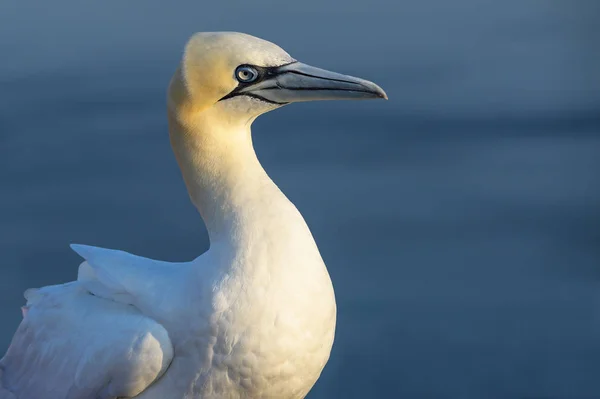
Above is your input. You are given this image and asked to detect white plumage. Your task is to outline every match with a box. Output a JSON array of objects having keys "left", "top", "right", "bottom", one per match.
[{"left": 0, "top": 32, "right": 386, "bottom": 398}]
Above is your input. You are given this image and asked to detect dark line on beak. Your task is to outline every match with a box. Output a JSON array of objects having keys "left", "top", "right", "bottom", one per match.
[
  {"left": 241, "top": 93, "right": 289, "bottom": 105},
  {"left": 282, "top": 70, "right": 364, "bottom": 86},
  {"left": 261, "top": 86, "right": 379, "bottom": 96},
  {"left": 273, "top": 60, "right": 299, "bottom": 70}
]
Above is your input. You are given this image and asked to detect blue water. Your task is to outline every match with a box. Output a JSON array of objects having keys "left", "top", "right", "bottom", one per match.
[{"left": 1, "top": 1, "right": 599, "bottom": 397}]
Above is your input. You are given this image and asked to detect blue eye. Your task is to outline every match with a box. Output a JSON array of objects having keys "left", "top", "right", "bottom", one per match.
[{"left": 236, "top": 66, "right": 259, "bottom": 83}]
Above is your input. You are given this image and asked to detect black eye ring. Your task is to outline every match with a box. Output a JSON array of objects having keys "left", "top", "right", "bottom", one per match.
[{"left": 235, "top": 65, "right": 259, "bottom": 83}]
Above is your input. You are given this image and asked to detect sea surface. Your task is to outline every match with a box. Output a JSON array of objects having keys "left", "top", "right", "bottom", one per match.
[{"left": 1, "top": 1, "right": 599, "bottom": 397}]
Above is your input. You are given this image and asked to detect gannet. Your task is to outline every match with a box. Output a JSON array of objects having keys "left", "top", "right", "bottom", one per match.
[{"left": 0, "top": 32, "right": 386, "bottom": 399}]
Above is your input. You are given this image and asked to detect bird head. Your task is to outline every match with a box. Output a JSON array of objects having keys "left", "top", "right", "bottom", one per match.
[{"left": 168, "top": 32, "right": 387, "bottom": 124}]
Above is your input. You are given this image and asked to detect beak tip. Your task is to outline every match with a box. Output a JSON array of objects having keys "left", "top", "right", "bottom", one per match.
[
  {"left": 365, "top": 81, "right": 387, "bottom": 100},
  {"left": 374, "top": 87, "right": 388, "bottom": 100}
]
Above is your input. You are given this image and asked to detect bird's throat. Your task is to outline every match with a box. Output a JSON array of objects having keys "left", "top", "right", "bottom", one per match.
[{"left": 167, "top": 107, "right": 282, "bottom": 245}]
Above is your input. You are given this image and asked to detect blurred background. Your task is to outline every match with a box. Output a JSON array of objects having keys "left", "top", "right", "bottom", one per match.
[{"left": 1, "top": 0, "right": 599, "bottom": 397}]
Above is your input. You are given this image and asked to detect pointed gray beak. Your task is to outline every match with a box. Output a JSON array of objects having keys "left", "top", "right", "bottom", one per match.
[{"left": 238, "top": 62, "right": 387, "bottom": 104}]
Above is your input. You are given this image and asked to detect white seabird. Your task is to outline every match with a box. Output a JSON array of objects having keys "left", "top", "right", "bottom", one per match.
[{"left": 0, "top": 32, "right": 387, "bottom": 399}]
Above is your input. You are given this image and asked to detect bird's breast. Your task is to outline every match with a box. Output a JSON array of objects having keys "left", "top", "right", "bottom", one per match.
[{"left": 196, "top": 228, "right": 337, "bottom": 397}]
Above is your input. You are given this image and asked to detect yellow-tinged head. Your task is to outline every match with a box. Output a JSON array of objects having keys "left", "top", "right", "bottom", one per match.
[{"left": 168, "top": 32, "right": 387, "bottom": 125}]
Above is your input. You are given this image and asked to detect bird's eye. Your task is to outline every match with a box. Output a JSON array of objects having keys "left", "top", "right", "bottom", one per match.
[{"left": 235, "top": 65, "right": 259, "bottom": 83}]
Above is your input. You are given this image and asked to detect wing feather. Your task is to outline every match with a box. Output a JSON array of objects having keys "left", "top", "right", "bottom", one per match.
[
  {"left": 72, "top": 244, "right": 184, "bottom": 317},
  {"left": 0, "top": 282, "right": 173, "bottom": 399}
]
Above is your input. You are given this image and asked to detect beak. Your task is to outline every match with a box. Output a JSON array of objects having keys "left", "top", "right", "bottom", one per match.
[{"left": 238, "top": 61, "right": 387, "bottom": 104}]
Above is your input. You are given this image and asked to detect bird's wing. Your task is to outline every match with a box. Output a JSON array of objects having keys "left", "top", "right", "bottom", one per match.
[
  {"left": 72, "top": 244, "right": 183, "bottom": 315},
  {"left": 0, "top": 246, "right": 179, "bottom": 399}
]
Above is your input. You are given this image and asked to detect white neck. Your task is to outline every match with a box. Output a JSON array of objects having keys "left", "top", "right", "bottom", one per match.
[{"left": 167, "top": 107, "right": 289, "bottom": 245}]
